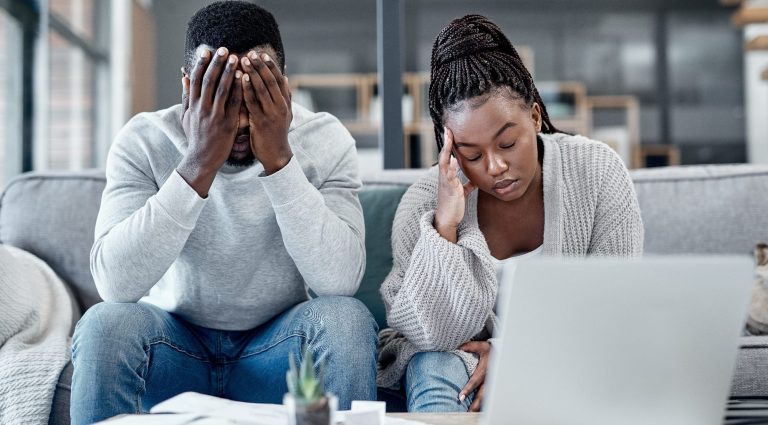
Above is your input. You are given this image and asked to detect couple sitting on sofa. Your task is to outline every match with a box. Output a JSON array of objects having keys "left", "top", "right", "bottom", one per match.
[{"left": 71, "top": 2, "right": 643, "bottom": 423}]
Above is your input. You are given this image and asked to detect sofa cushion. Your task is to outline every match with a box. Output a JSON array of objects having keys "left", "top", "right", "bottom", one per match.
[
  {"left": 356, "top": 184, "right": 409, "bottom": 329},
  {"left": 0, "top": 171, "right": 106, "bottom": 313},
  {"left": 631, "top": 165, "right": 768, "bottom": 255},
  {"left": 732, "top": 336, "right": 768, "bottom": 397}
]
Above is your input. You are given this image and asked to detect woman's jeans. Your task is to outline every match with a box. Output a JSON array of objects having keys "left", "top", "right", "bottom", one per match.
[
  {"left": 404, "top": 351, "right": 474, "bottom": 412},
  {"left": 70, "top": 296, "right": 378, "bottom": 424}
]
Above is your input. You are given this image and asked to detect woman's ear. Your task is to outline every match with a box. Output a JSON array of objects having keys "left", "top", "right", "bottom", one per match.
[{"left": 531, "top": 102, "right": 542, "bottom": 133}]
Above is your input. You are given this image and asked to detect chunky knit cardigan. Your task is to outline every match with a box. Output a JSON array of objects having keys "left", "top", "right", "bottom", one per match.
[{"left": 377, "top": 133, "right": 644, "bottom": 389}]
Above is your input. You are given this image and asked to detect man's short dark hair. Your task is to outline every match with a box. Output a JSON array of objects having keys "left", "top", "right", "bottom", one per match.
[{"left": 184, "top": 1, "right": 285, "bottom": 74}]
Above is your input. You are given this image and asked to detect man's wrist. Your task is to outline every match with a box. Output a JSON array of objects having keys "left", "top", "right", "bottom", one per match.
[
  {"left": 177, "top": 155, "right": 217, "bottom": 198},
  {"left": 261, "top": 147, "right": 294, "bottom": 175}
]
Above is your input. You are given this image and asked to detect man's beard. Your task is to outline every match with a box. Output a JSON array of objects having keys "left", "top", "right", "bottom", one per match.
[
  {"left": 227, "top": 129, "right": 255, "bottom": 167},
  {"left": 226, "top": 151, "right": 256, "bottom": 167}
]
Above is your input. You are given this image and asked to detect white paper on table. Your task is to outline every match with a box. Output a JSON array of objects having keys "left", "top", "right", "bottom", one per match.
[
  {"left": 150, "top": 392, "right": 287, "bottom": 425},
  {"left": 96, "top": 413, "right": 201, "bottom": 424}
]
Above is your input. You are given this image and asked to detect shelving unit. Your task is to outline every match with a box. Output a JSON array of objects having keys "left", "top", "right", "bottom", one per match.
[
  {"left": 289, "top": 73, "right": 654, "bottom": 168},
  {"left": 537, "top": 81, "right": 590, "bottom": 136},
  {"left": 746, "top": 35, "right": 768, "bottom": 51},
  {"left": 731, "top": 6, "right": 768, "bottom": 27},
  {"left": 587, "top": 95, "right": 640, "bottom": 168}
]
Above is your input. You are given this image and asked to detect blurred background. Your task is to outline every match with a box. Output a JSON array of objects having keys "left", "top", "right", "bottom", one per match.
[{"left": 1, "top": 0, "right": 767, "bottom": 188}]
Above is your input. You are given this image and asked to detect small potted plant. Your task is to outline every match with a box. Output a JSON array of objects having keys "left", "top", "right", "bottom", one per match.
[{"left": 284, "top": 345, "right": 336, "bottom": 425}]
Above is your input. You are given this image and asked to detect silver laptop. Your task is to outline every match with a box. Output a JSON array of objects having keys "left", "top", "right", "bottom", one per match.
[{"left": 483, "top": 257, "right": 753, "bottom": 425}]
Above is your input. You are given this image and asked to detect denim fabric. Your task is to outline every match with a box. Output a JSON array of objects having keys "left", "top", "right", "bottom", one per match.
[
  {"left": 404, "top": 351, "right": 473, "bottom": 412},
  {"left": 70, "top": 297, "right": 377, "bottom": 424}
]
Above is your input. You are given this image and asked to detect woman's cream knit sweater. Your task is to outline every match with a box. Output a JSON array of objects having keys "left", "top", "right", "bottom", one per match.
[{"left": 377, "top": 133, "right": 644, "bottom": 389}]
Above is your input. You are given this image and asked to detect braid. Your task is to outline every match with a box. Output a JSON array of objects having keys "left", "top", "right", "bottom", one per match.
[{"left": 429, "top": 14, "right": 560, "bottom": 151}]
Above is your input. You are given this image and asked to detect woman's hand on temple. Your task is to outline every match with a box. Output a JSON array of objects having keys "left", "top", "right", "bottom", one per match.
[{"left": 434, "top": 127, "right": 476, "bottom": 243}]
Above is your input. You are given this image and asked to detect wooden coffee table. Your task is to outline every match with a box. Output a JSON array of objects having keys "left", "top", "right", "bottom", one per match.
[{"left": 388, "top": 413, "right": 480, "bottom": 425}]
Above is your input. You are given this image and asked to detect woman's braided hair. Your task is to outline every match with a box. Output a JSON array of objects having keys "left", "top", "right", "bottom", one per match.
[{"left": 429, "top": 14, "right": 560, "bottom": 151}]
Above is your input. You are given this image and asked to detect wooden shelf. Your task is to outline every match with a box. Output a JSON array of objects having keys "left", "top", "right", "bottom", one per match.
[
  {"left": 762, "top": 68, "right": 768, "bottom": 81},
  {"left": 587, "top": 96, "right": 641, "bottom": 168},
  {"left": 732, "top": 7, "right": 768, "bottom": 27},
  {"left": 746, "top": 35, "right": 768, "bottom": 51},
  {"left": 635, "top": 145, "right": 681, "bottom": 168}
]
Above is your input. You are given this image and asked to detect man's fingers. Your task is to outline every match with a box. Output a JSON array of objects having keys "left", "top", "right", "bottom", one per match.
[
  {"left": 181, "top": 75, "right": 190, "bottom": 112},
  {"left": 254, "top": 53, "right": 284, "bottom": 107},
  {"left": 213, "top": 54, "right": 238, "bottom": 113},
  {"left": 468, "top": 384, "right": 484, "bottom": 412},
  {"left": 189, "top": 49, "right": 211, "bottom": 103},
  {"left": 241, "top": 54, "right": 270, "bottom": 112},
  {"left": 241, "top": 72, "right": 262, "bottom": 117},
  {"left": 262, "top": 54, "right": 290, "bottom": 106},
  {"left": 201, "top": 47, "right": 229, "bottom": 106},
  {"left": 226, "top": 70, "right": 244, "bottom": 119},
  {"left": 284, "top": 76, "right": 292, "bottom": 104}
]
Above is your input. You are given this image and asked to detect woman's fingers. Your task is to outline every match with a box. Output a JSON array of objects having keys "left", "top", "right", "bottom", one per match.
[
  {"left": 468, "top": 383, "right": 484, "bottom": 412},
  {"left": 459, "top": 369, "right": 484, "bottom": 403},
  {"left": 440, "top": 127, "right": 453, "bottom": 169}
]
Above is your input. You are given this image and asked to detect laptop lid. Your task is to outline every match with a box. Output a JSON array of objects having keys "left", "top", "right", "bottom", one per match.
[{"left": 484, "top": 257, "right": 753, "bottom": 425}]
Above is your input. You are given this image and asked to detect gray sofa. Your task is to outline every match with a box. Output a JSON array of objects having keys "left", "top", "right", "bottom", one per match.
[{"left": 2, "top": 164, "right": 768, "bottom": 424}]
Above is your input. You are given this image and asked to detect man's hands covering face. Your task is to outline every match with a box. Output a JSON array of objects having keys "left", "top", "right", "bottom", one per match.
[
  {"left": 240, "top": 51, "right": 293, "bottom": 175},
  {"left": 178, "top": 47, "right": 243, "bottom": 197}
]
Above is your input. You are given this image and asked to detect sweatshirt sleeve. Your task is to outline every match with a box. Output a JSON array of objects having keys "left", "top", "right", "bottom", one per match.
[
  {"left": 589, "top": 148, "right": 644, "bottom": 257},
  {"left": 90, "top": 130, "right": 206, "bottom": 303},
  {"left": 380, "top": 180, "right": 497, "bottom": 352},
  {"left": 258, "top": 141, "right": 365, "bottom": 297}
]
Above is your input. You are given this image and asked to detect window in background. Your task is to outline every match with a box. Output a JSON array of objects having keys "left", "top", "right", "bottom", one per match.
[
  {"left": 0, "top": 8, "right": 23, "bottom": 188},
  {"left": 50, "top": 0, "right": 95, "bottom": 41},
  {"left": 45, "top": 0, "right": 107, "bottom": 170},
  {"left": 48, "top": 29, "right": 96, "bottom": 169}
]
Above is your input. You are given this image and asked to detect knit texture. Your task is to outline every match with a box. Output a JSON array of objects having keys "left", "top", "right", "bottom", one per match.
[
  {"left": 377, "top": 133, "right": 644, "bottom": 388},
  {"left": 0, "top": 245, "right": 77, "bottom": 425}
]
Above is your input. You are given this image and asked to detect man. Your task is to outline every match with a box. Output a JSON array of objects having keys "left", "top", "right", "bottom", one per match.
[{"left": 71, "top": 2, "right": 376, "bottom": 423}]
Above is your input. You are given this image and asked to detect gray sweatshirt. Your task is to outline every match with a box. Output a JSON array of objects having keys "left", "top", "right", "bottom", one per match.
[{"left": 91, "top": 102, "right": 365, "bottom": 331}]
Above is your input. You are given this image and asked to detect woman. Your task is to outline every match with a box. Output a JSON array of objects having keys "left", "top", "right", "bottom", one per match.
[{"left": 377, "top": 15, "right": 643, "bottom": 413}]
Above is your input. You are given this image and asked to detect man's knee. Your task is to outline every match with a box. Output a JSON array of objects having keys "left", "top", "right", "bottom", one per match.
[
  {"left": 302, "top": 296, "right": 378, "bottom": 347},
  {"left": 73, "top": 302, "right": 159, "bottom": 355}
]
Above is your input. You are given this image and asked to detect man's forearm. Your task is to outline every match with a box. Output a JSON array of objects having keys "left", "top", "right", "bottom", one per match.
[
  {"left": 91, "top": 171, "right": 206, "bottom": 302},
  {"left": 259, "top": 157, "right": 365, "bottom": 295}
]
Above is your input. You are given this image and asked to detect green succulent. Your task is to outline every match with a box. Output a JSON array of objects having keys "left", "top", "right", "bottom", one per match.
[{"left": 286, "top": 345, "right": 325, "bottom": 404}]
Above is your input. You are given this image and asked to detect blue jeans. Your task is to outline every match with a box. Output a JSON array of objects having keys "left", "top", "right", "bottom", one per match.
[
  {"left": 70, "top": 296, "right": 378, "bottom": 424},
  {"left": 404, "top": 352, "right": 474, "bottom": 412}
]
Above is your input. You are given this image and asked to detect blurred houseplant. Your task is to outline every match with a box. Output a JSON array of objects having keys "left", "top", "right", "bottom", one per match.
[{"left": 284, "top": 346, "right": 336, "bottom": 425}]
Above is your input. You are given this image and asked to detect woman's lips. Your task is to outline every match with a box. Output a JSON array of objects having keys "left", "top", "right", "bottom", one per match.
[{"left": 493, "top": 179, "right": 519, "bottom": 195}]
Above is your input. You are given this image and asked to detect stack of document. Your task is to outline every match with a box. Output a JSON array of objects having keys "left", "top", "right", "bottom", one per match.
[{"left": 98, "top": 392, "right": 425, "bottom": 425}]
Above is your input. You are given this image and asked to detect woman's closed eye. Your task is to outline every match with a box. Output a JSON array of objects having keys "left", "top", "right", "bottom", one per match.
[{"left": 500, "top": 141, "right": 517, "bottom": 149}]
